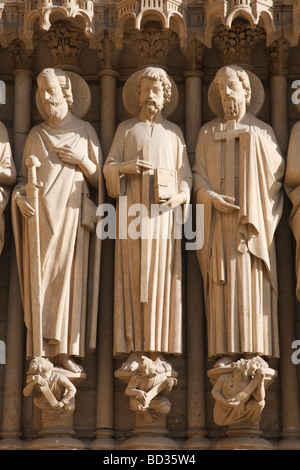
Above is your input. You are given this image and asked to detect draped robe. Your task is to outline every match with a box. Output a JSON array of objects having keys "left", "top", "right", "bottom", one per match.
[
  {"left": 12, "top": 120, "right": 103, "bottom": 359},
  {"left": 103, "top": 117, "right": 192, "bottom": 356},
  {"left": 285, "top": 121, "right": 300, "bottom": 302},
  {"left": 0, "top": 121, "right": 16, "bottom": 254},
  {"left": 193, "top": 113, "right": 284, "bottom": 360}
]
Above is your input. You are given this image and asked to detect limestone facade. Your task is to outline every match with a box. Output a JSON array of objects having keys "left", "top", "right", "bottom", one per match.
[{"left": 0, "top": 0, "right": 300, "bottom": 450}]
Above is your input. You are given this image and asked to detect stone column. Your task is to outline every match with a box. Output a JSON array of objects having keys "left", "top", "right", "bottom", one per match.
[
  {"left": 182, "top": 68, "right": 210, "bottom": 450},
  {"left": 90, "top": 66, "right": 118, "bottom": 450},
  {"left": 13, "top": 69, "right": 33, "bottom": 167},
  {"left": 0, "top": 67, "right": 32, "bottom": 450},
  {"left": 269, "top": 39, "right": 300, "bottom": 450},
  {"left": 98, "top": 69, "right": 119, "bottom": 158}
]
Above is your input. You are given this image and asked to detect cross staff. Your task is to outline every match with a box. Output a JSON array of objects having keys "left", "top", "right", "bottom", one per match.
[
  {"left": 24, "top": 155, "right": 43, "bottom": 356},
  {"left": 140, "top": 141, "right": 151, "bottom": 303}
]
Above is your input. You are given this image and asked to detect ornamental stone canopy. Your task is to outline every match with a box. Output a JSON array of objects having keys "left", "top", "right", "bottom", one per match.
[{"left": 0, "top": 0, "right": 300, "bottom": 454}]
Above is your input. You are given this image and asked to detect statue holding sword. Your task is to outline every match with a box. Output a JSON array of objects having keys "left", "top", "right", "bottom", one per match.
[{"left": 12, "top": 68, "right": 104, "bottom": 373}]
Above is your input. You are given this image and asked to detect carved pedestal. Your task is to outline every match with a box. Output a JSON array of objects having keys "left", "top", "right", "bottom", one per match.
[
  {"left": 120, "top": 409, "right": 179, "bottom": 451},
  {"left": 115, "top": 353, "right": 179, "bottom": 450},
  {"left": 215, "top": 425, "right": 274, "bottom": 450},
  {"left": 25, "top": 366, "right": 86, "bottom": 450}
]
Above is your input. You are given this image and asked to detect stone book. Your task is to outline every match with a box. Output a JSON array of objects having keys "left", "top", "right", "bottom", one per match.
[{"left": 154, "top": 167, "right": 178, "bottom": 204}]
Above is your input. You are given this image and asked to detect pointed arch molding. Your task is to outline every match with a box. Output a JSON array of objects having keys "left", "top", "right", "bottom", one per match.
[
  {"left": 1, "top": 2, "right": 300, "bottom": 66},
  {"left": 115, "top": 0, "right": 187, "bottom": 51},
  {"left": 22, "top": 0, "right": 96, "bottom": 50}
]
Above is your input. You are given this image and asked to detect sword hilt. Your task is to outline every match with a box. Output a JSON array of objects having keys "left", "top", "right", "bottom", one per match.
[{"left": 24, "top": 155, "right": 43, "bottom": 191}]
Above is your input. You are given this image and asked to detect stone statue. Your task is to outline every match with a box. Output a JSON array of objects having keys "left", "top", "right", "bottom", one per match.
[
  {"left": 123, "top": 355, "right": 177, "bottom": 424},
  {"left": 0, "top": 84, "right": 16, "bottom": 254},
  {"left": 211, "top": 357, "right": 267, "bottom": 428},
  {"left": 103, "top": 66, "right": 192, "bottom": 359},
  {"left": 23, "top": 357, "right": 76, "bottom": 415},
  {"left": 193, "top": 65, "right": 284, "bottom": 362},
  {"left": 12, "top": 68, "right": 104, "bottom": 373},
  {"left": 23, "top": 356, "right": 86, "bottom": 446},
  {"left": 285, "top": 118, "right": 300, "bottom": 302}
]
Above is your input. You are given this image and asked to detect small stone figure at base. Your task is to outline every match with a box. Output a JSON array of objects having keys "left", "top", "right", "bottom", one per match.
[
  {"left": 125, "top": 355, "right": 177, "bottom": 424},
  {"left": 23, "top": 357, "right": 76, "bottom": 415},
  {"left": 211, "top": 357, "right": 267, "bottom": 428},
  {"left": 23, "top": 357, "right": 86, "bottom": 450}
]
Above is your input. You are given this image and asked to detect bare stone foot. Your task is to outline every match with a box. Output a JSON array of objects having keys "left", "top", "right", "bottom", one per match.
[{"left": 56, "top": 354, "right": 83, "bottom": 373}]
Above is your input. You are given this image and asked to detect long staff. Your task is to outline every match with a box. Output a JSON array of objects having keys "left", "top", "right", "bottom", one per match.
[{"left": 24, "top": 155, "right": 43, "bottom": 356}]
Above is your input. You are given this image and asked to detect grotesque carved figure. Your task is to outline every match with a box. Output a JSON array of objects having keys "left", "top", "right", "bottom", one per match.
[
  {"left": 124, "top": 355, "right": 177, "bottom": 424},
  {"left": 23, "top": 356, "right": 76, "bottom": 415},
  {"left": 211, "top": 357, "right": 268, "bottom": 428}
]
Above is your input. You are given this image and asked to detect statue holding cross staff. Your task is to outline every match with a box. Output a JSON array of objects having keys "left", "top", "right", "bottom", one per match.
[{"left": 193, "top": 64, "right": 285, "bottom": 363}]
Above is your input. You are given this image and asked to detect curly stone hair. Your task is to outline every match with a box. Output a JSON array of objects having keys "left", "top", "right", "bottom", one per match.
[{"left": 134, "top": 67, "right": 172, "bottom": 105}]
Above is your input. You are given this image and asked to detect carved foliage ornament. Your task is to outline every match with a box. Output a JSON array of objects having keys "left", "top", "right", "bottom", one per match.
[
  {"left": 213, "top": 19, "right": 265, "bottom": 65},
  {"left": 123, "top": 22, "right": 179, "bottom": 67},
  {"left": 34, "top": 21, "right": 88, "bottom": 69}
]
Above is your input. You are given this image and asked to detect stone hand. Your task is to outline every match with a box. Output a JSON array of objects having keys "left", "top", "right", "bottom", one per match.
[
  {"left": 226, "top": 397, "right": 240, "bottom": 407},
  {"left": 255, "top": 369, "right": 266, "bottom": 381},
  {"left": 17, "top": 195, "right": 35, "bottom": 219},
  {"left": 119, "top": 159, "right": 153, "bottom": 175},
  {"left": 55, "top": 401, "right": 65, "bottom": 414},
  {"left": 160, "top": 193, "right": 185, "bottom": 209},
  {"left": 32, "top": 375, "right": 47, "bottom": 387},
  {"left": 55, "top": 144, "right": 84, "bottom": 165},
  {"left": 162, "top": 377, "right": 177, "bottom": 394},
  {"left": 212, "top": 194, "right": 240, "bottom": 213},
  {"left": 134, "top": 390, "right": 147, "bottom": 405}
]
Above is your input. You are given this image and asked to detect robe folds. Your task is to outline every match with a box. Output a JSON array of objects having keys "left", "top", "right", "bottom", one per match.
[
  {"left": 103, "top": 117, "right": 192, "bottom": 356},
  {"left": 285, "top": 121, "right": 300, "bottom": 302},
  {"left": 193, "top": 113, "right": 284, "bottom": 360},
  {"left": 12, "top": 121, "right": 103, "bottom": 359},
  {"left": 0, "top": 121, "right": 16, "bottom": 254}
]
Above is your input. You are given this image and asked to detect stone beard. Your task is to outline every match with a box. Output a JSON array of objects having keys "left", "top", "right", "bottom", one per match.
[{"left": 193, "top": 66, "right": 285, "bottom": 361}]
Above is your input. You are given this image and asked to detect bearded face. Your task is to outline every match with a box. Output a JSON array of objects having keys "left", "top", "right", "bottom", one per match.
[
  {"left": 38, "top": 75, "right": 68, "bottom": 119},
  {"left": 216, "top": 68, "right": 248, "bottom": 121},
  {"left": 222, "top": 95, "right": 243, "bottom": 119},
  {"left": 138, "top": 77, "right": 165, "bottom": 118}
]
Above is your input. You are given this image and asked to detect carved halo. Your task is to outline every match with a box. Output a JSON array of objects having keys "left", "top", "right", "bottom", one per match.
[
  {"left": 208, "top": 66, "right": 265, "bottom": 117},
  {"left": 36, "top": 70, "right": 92, "bottom": 120},
  {"left": 122, "top": 66, "right": 179, "bottom": 118}
]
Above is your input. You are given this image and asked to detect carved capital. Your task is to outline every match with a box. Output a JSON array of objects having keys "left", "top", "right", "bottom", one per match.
[
  {"left": 97, "top": 35, "right": 120, "bottom": 71},
  {"left": 269, "top": 38, "right": 290, "bottom": 76},
  {"left": 123, "top": 22, "right": 179, "bottom": 68},
  {"left": 34, "top": 21, "right": 88, "bottom": 72},
  {"left": 213, "top": 19, "right": 265, "bottom": 66},
  {"left": 183, "top": 36, "right": 205, "bottom": 73},
  {"left": 8, "top": 40, "right": 34, "bottom": 71}
]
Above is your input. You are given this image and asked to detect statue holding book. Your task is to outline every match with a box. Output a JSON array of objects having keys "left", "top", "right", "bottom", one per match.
[{"left": 103, "top": 66, "right": 192, "bottom": 361}]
